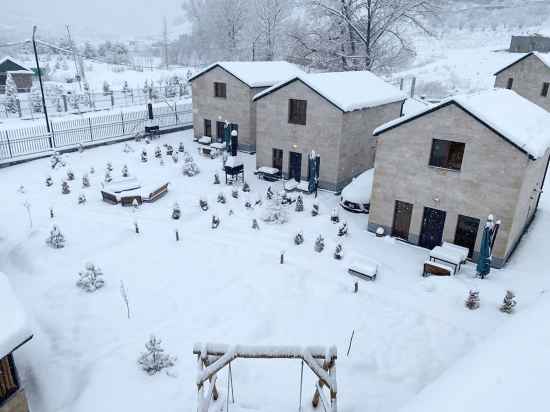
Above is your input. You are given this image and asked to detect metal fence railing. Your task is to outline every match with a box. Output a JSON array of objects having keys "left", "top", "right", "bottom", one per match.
[{"left": 0, "top": 104, "right": 192, "bottom": 161}]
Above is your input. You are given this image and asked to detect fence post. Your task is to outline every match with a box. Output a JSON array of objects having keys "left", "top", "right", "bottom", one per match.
[
  {"left": 16, "top": 99, "right": 22, "bottom": 118},
  {"left": 88, "top": 118, "right": 93, "bottom": 141},
  {"left": 175, "top": 103, "right": 178, "bottom": 123},
  {"left": 5, "top": 130, "right": 13, "bottom": 159},
  {"left": 121, "top": 112, "right": 125, "bottom": 134},
  {"left": 62, "top": 95, "right": 68, "bottom": 112},
  {"left": 50, "top": 121, "right": 56, "bottom": 148}
]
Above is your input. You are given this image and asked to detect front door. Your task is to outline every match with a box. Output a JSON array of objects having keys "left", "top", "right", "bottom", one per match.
[
  {"left": 454, "top": 215, "right": 480, "bottom": 258},
  {"left": 392, "top": 200, "right": 413, "bottom": 240},
  {"left": 216, "top": 121, "right": 225, "bottom": 142},
  {"left": 272, "top": 148, "right": 283, "bottom": 172},
  {"left": 419, "top": 207, "right": 446, "bottom": 250},
  {"left": 288, "top": 151, "right": 302, "bottom": 182}
]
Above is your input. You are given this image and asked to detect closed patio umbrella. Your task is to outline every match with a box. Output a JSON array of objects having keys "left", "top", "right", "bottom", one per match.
[
  {"left": 477, "top": 219, "right": 494, "bottom": 279},
  {"left": 308, "top": 151, "right": 320, "bottom": 196}
]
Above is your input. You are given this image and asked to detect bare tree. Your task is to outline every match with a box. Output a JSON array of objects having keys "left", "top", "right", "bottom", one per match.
[{"left": 252, "top": 0, "right": 292, "bottom": 61}]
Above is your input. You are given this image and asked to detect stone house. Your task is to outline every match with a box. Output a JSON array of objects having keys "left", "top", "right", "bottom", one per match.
[
  {"left": 509, "top": 35, "right": 550, "bottom": 53},
  {"left": 0, "top": 273, "right": 33, "bottom": 412},
  {"left": 494, "top": 52, "right": 550, "bottom": 111},
  {"left": 189, "top": 61, "right": 304, "bottom": 153},
  {"left": 253, "top": 71, "right": 406, "bottom": 191},
  {"left": 0, "top": 57, "right": 33, "bottom": 94},
  {"left": 369, "top": 89, "right": 550, "bottom": 268}
]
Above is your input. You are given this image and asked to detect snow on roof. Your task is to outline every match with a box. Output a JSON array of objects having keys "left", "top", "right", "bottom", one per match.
[
  {"left": 0, "top": 272, "right": 32, "bottom": 359},
  {"left": 254, "top": 71, "right": 406, "bottom": 112},
  {"left": 188, "top": 61, "right": 304, "bottom": 88},
  {"left": 399, "top": 296, "right": 550, "bottom": 412},
  {"left": 402, "top": 97, "right": 433, "bottom": 116},
  {"left": 374, "top": 89, "right": 550, "bottom": 159},
  {"left": 0, "top": 56, "right": 32, "bottom": 73},
  {"left": 494, "top": 51, "right": 550, "bottom": 75},
  {"left": 341, "top": 169, "right": 374, "bottom": 204}
]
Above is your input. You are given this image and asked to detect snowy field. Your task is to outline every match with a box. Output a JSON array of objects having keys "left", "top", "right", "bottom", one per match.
[{"left": 1, "top": 130, "right": 550, "bottom": 412}]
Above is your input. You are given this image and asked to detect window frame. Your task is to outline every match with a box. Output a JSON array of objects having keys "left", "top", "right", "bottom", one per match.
[
  {"left": 0, "top": 354, "right": 19, "bottom": 405},
  {"left": 542, "top": 82, "right": 550, "bottom": 97},
  {"left": 213, "top": 82, "right": 227, "bottom": 98},
  {"left": 288, "top": 99, "right": 307, "bottom": 125},
  {"left": 506, "top": 77, "right": 514, "bottom": 90},
  {"left": 428, "top": 138, "right": 465, "bottom": 171}
]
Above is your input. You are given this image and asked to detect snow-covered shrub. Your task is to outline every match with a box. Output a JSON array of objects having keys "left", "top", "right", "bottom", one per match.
[
  {"left": 67, "top": 169, "right": 75, "bottom": 181},
  {"left": 165, "top": 145, "right": 173, "bottom": 156},
  {"left": 102, "top": 80, "right": 111, "bottom": 95},
  {"left": 62, "top": 181, "right": 71, "bottom": 194},
  {"left": 123, "top": 143, "right": 134, "bottom": 153},
  {"left": 217, "top": 192, "right": 226, "bottom": 204},
  {"left": 121, "top": 164, "right": 129, "bottom": 177},
  {"left": 141, "top": 149, "right": 148, "bottom": 163},
  {"left": 46, "top": 225, "right": 65, "bottom": 248},
  {"left": 311, "top": 202, "right": 319, "bottom": 217},
  {"left": 244, "top": 199, "right": 252, "bottom": 209},
  {"left": 106, "top": 162, "right": 113, "bottom": 172},
  {"left": 199, "top": 198, "right": 209, "bottom": 211},
  {"left": 45, "top": 176, "right": 53, "bottom": 187},
  {"left": 500, "top": 290, "right": 516, "bottom": 314},
  {"left": 178, "top": 142, "right": 185, "bottom": 153},
  {"left": 78, "top": 193, "right": 87, "bottom": 205},
  {"left": 465, "top": 290, "right": 480, "bottom": 310},
  {"left": 17, "top": 185, "right": 25, "bottom": 194},
  {"left": 262, "top": 195, "right": 288, "bottom": 224},
  {"left": 331, "top": 208, "right": 339, "bottom": 223},
  {"left": 242, "top": 182, "right": 251, "bottom": 192},
  {"left": 30, "top": 84, "right": 43, "bottom": 113},
  {"left": 314, "top": 235, "right": 325, "bottom": 252},
  {"left": 82, "top": 174, "right": 90, "bottom": 188},
  {"left": 334, "top": 244, "right": 344, "bottom": 260},
  {"left": 104, "top": 171, "right": 112, "bottom": 183},
  {"left": 50, "top": 152, "right": 64, "bottom": 169},
  {"left": 232, "top": 187, "right": 239, "bottom": 199},
  {"left": 295, "top": 195, "right": 304, "bottom": 212},
  {"left": 182, "top": 155, "right": 200, "bottom": 177},
  {"left": 137, "top": 335, "right": 176, "bottom": 375},
  {"left": 90, "top": 166, "right": 95, "bottom": 174},
  {"left": 211, "top": 215, "right": 220, "bottom": 229},
  {"left": 154, "top": 146, "right": 162, "bottom": 158},
  {"left": 172, "top": 203, "right": 181, "bottom": 220},
  {"left": 338, "top": 221, "right": 348, "bottom": 237},
  {"left": 213, "top": 173, "right": 220, "bottom": 185},
  {"left": 266, "top": 186, "right": 273, "bottom": 200},
  {"left": 294, "top": 231, "right": 304, "bottom": 245},
  {"left": 76, "top": 263, "right": 104, "bottom": 292},
  {"left": 172, "top": 152, "right": 179, "bottom": 163},
  {"left": 252, "top": 218, "right": 260, "bottom": 230},
  {"left": 4, "top": 73, "right": 18, "bottom": 114}
]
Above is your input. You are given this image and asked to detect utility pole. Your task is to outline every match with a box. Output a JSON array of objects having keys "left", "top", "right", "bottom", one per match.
[
  {"left": 32, "top": 26, "right": 51, "bottom": 138},
  {"left": 162, "top": 17, "right": 169, "bottom": 69},
  {"left": 66, "top": 25, "right": 83, "bottom": 91}
]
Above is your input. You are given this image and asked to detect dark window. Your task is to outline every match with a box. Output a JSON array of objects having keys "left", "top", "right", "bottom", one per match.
[
  {"left": 214, "top": 82, "right": 226, "bottom": 98},
  {"left": 272, "top": 148, "right": 283, "bottom": 171},
  {"left": 429, "top": 139, "right": 465, "bottom": 171},
  {"left": 0, "top": 355, "right": 19, "bottom": 403},
  {"left": 542, "top": 82, "right": 550, "bottom": 97},
  {"left": 288, "top": 99, "right": 307, "bottom": 125},
  {"left": 204, "top": 119, "right": 212, "bottom": 137},
  {"left": 506, "top": 78, "right": 514, "bottom": 90},
  {"left": 216, "top": 121, "right": 225, "bottom": 140}
]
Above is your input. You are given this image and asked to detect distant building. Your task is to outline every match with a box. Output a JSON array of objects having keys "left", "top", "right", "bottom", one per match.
[
  {"left": 253, "top": 71, "right": 406, "bottom": 191},
  {"left": 494, "top": 52, "right": 550, "bottom": 112},
  {"left": 369, "top": 89, "right": 550, "bottom": 268},
  {"left": 0, "top": 57, "right": 33, "bottom": 94},
  {"left": 510, "top": 35, "right": 550, "bottom": 53},
  {"left": 0, "top": 272, "right": 33, "bottom": 412},
  {"left": 189, "top": 61, "right": 304, "bottom": 153}
]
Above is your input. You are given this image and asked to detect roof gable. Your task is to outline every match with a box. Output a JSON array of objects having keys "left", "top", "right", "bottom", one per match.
[
  {"left": 494, "top": 52, "right": 550, "bottom": 76},
  {"left": 374, "top": 89, "right": 550, "bottom": 159},
  {"left": 0, "top": 56, "right": 32, "bottom": 73}
]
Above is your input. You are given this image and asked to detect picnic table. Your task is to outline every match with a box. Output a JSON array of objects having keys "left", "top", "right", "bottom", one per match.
[
  {"left": 255, "top": 167, "right": 281, "bottom": 181},
  {"left": 429, "top": 246, "right": 463, "bottom": 274},
  {"left": 442, "top": 242, "right": 469, "bottom": 263}
]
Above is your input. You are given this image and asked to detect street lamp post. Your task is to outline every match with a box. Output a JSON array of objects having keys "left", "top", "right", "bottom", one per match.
[{"left": 32, "top": 26, "right": 52, "bottom": 143}]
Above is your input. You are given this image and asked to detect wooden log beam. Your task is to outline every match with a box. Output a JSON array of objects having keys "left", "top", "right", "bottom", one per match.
[{"left": 193, "top": 343, "right": 337, "bottom": 360}]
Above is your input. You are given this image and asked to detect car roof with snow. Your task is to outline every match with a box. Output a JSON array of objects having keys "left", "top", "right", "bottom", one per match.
[
  {"left": 0, "top": 272, "right": 33, "bottom": 359},
  {"left": 341, "top": 169, "right": 375, "bottom": 204},
  {"left": 254, "top": 71, "right": 407, "bottom": 112},
  {"left": 374, "top": 88, "right": 550, "bottom": 159},
  {"left": 188, "top": 61, "right": 305, "bottom": 88}
]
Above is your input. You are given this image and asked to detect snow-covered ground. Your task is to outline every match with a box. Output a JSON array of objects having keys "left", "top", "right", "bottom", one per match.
[{"left": 1, "top": 130, "right": 549, "bottom": 412}]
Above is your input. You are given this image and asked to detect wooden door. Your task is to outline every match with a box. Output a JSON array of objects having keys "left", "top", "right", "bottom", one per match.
[
  {"left": 419, "top": 207, "right": 446, "bottom": 250},
  {"left": 454, "top": 215, "right": 480, "bottom": 258},
  {"left": 216, "top": 121, "right": 225, "bottom": 141},
  {"left": 391, "top": 200, "right": 413, "bottom": 240},
  {"left": 288, "top": 151, "right": 302, "bottom": 181}
]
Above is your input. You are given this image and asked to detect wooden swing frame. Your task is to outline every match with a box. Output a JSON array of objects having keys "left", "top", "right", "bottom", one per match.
[{"left": 193, "top": 343, "right": 338, "bottom": 412}]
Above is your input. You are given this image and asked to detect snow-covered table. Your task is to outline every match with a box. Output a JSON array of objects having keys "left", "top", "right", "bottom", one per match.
[
  {"left": 429, "top": 246, "right": 463, "bottom": 274},
  {"left": 197, "top": 136, "right": 212, "bottom": 145},
  {"left": 101, "top": 179, "right": 169, "bottom": 206},
  {"left": 255, "top": 166, "right": 281, "bottom": 181},
  {"left": 348, "top": 258, "right": 379, "bottom": 281},
  {"left": 442, "top": 242, "right": 469, "bottom": 263}
]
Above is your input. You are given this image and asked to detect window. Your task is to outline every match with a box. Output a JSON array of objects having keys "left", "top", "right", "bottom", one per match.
[
  {"left": 204, "top": 119, "right": 212, "bottom": 137},
  {"left": 506, "top": 78, "right": 514, "bottom": 90},
  {"left": 429, "top": 139, "right": 465, "bottom": 171},
  {"left": 214, "top": 82, "right": 227, "bottom": 98},
  {"left": 216, "top": 121, "right": 225, "bottom": 141},
  {"left": 542, "top": 82, "right": 550, "bottom": 97},
  {"left": 0, "top": 355, "right": 19, "bottom": 404},
  {"left": 288, "top": 99, "right": 307, "bottom": 125}
]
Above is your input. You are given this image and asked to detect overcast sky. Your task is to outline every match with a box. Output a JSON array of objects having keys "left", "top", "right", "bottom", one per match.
[{"left": 4, "top": 0, "right": 186, "bottom": 40}]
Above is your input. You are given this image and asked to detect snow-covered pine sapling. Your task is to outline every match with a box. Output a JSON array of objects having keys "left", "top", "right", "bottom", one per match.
[
  {"left": 228, "top": 209, "right": 234, "bottom": 216},
  {"left": 178, "top": 142, "right": 185, "bottom": 152},
  {"left": 244, "top": 199, "right": 252, "bottom": 209},
  {"left": 213, "top": 173, "right": 220, "bottom": 185},
  {"left": 242, "top": 182, "right": 251, "bottom": 192},
  {"left": 49, "top": 207, "right": 54, "bottom": 219},
  {"left": 280, "top": 192, "right": 291, "bottom": 205},
  {"left": 76, "top": 263, "right": 105, "bottom": 292},
  {"left": 90, "top": 166, "right": 95, "bottom": 174},
  {"left": 294, "top": 231, "right": 304, "bottom": 245},
  {"left": 45, "top": 176, "right": 53, "bottom": 187},
  {"left": 331, "top": 208, "right": 340, "bottom": 223},
  {"left": 262, "top": 195, "right": 289, "bottom": 224},
  {"left": 500, "top": 290, "right": 517, "bottom": 314},
  {"left": 154, "top": 146, "right": 162, "bottom": 158},
  {"left": 121, "top": 164, "right": 129, "bottom": 177},
  {"left": 137, "top": 335, "right": 176, "bottom": 375},
  {"left": 62, "top": 180, "right": 71, "bottom": 194},
  {"left": 67, "top": 169, "right": 75, "bottom": 181},
  {"left": 217, "top": 192, "right": 226, "bottom": 204},
  {"left": 182, "top": 155, "right": 200, "bottom": 176},
  {"left": 252, "top": 218, "right": 260, "bottom": 230},
  {"left": 311, "top": 202, "right": 319, "bottom": 217},
  {"left": 211, "top": 215, "right": 220, "bottom": 229},
  {"left": 159, "top": 157, "right": 165, "bottom": 166},
  {"left": 78, "top": 143, "right": 85, "bottom": 153},
  {"left": 78, "top": 193, "right": 87, "bottom": 205},
  {"left": 255, "top": 195, "right": 262, "bottom": 207},
  {"left": 123, "top": 143, "right": 133, "bottom": 153},
  {"left": 199, "top": 198, "right": 209, "bottom": 211},
  {"left": 172, "top": 203, "right": 181, "bottom": 220},
  {"left": 338, "top": 221, "right": 348, "bottom": 237},
  {"left": 295, "top": 195, "right": 304, "bottom": 212},
  {"left": 17, "top": 185, "right": 25, "bottom": 194},
  {"left": 334, "top": 244, "right": 344, "bottom": 260},
  {"left": 104, "top": 171, "right": 112, "bottom": 183},
  {"left": 314, "top": 235, "right": 325, "bottom": 252},
  {"left": 266, "top": 186, "right": 273, "bottom": 200},
  {"left": 141, "top": 149, "right": 148, "bottom": 163},
  {"left": 46, "top": 225, "right": 65, "bottom": 248},
  {"left": 134, "top": 220, "right": 140, "bottom": 234},
  {"left": 50, "top": 152, "right": 62, "bottom": 169},
  {"left": 165, "top": 145, "right": 173, "bottom": 156},
  {"left": 465, "top": 289, "right": 480, "bottom": 310},
  {"left": 82, "top": 174, "right": 90, "bottom": 188},
  {"left": 106, "top": 162, "right": 113, "bottom": 172},
  {"left": 172, "top": 152, "right": 178, "bottom": 163},
  {"left": 232, "top": 187, "right": 239, "bottom": 199}
]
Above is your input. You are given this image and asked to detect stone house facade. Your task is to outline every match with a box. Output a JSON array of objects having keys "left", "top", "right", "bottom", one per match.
[
  {"left": 0, "top": 57, "right": 33, "bottom": 94},
  {"left": 189, "top": 61, "right": 304, "bottom": 153},
  {"left": 509, "top": 35, "right": 550, "bottom": 53},
  {"left": 494, "top": 52, "right": 550, "bottom": 112},
  {"left": 369, "top": 89, "right": 550, "bottom": 268},
  {"left": 253, "top": 72, "right": 405, "bottom": 191}
]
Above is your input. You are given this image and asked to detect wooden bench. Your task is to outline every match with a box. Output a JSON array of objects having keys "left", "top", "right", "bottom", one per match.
[
  {"left": 143, "top": 183, "right": 169, "bottom": 203},
  {"left": 255, "top": 167, "right": 281, "bottom": 182},
  {"left": 120, "top": 195, "right": 142, "bottom": 207},
  {"left": 423, "top": 260, "right": 453, "bottom": 277},
  {"left": 348, "top": 259, "right": 379, "bottom": 281}
]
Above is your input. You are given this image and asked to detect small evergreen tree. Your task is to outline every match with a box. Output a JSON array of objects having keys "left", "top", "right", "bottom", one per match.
[
  {"left": 178, "top": 142, "right": 185, "bottom": 152},
  {"left": 78, "top": 193, "right": 87, "bottom": 204},
  {"left": 137, "top": 335, "right": 176, "bottom": 375},
  {"left": 252, "top": 218, "right": 260, "bottom": 230},
  {"left": 121, "top": 164, "right": 129, "bottom": 177},
  {"left": 172, "top": 202, "right": 181, "bottom": 220},
  {"left": 266, "top": 186, "right": 273, "bottom": 200},
  {"left": 314, "top": 235, "right": 325, "bottom": 252},
  {"left": 104, "top": 171, "right": 112, "bottom": 183},
  {"left": 334, "top": 244, "right": 344, "bottom": 260},
  {"left": 76, "top": 263, "right": 105, "bottom": 292},
  {"left": 242, "top": 182, "right": 251, "bottom": 192},
  {"left": 106, "top": 162, "right": 113, "bottom": 172},
  {"left": 165, "top": 145, "right": 173, "bottom": 156},
  {"left": 500, "top": 290, "right": 517, "bottom": 314},
  {"left": 141, "top": 149, "right": 148, "bottom": 163},
  {"left": 46, "top": 225, "right": 65, "bottom": 248},
  {"left": 82, "top": 174, "right": 90, "bottom": 188},
  {"left": 211, "top": 215, "right": 220, "bottom": 229},
  {"left": 182, "top": 155, "right": 200, "bottom": 176},
  {"left": 295, "top": 195, "right": 304, "bottom": 212},
  {"left": 338, "top": 221, "right": 348, "bottom": 237},
  {"left": 123, "top": 143, "right": 133, "bottom": 153},
  {"left": 90, "top": 166, "right": 95, "bottom": 174},
  {"left": 199, "top": 198, "right": 208, "bottom": 211},
  {"left": 67, "top": 169, "right": 75, "bottom": 181},
  {"left": 62, "top": 180, "right": 71, "bottom": 194},
  {"left": 172, "top": 152, "right": 179, "bottom": 163},
  {"left": 294, "top": 231, "right": 304, "bottom": 245},
  {"left": 262, "top": 195, "right": 288, "bottom": 224},
  {"left": 213, "top": 173, "right": 221, "bottom": 185},
  {"left": 4, "top": 73, "right": 18, "bottom": 114},
  {"left": 217, "top": 192, "right": 226, "bottom": 204},
  {"left": 244, "top": 199, "right": 252, "bottom": 209},
  {"left": 45, "top": 176, "right": 53, "bottom": 187},
  {"left": 232, "top": 187, "right": 239, "bottom": 199},
  {"left": 154, "top": 146, "right": 162, "bottom": 158},
  {"left": 102, "top": 80, "right": 111, "bottom": 95},
  {"left": 465, "top": 289, "right": 480, "bottom": 310},
  {"left": 311, "top": 202, "right": 319, "bottom": 217},
  {"left": 331, "top": 208, "right": 340, "bottom": 223},
  {"left": 30, "top": 84, "right": 43, "bottom": 113}
]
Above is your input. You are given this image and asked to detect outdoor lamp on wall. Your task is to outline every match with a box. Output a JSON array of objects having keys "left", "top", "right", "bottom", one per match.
[
  {"left": 292, "top": 144, "right": 298, "bottom": 149},
  {"left": 433, "top": 197, "right": 440, "bottom": 204}
]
